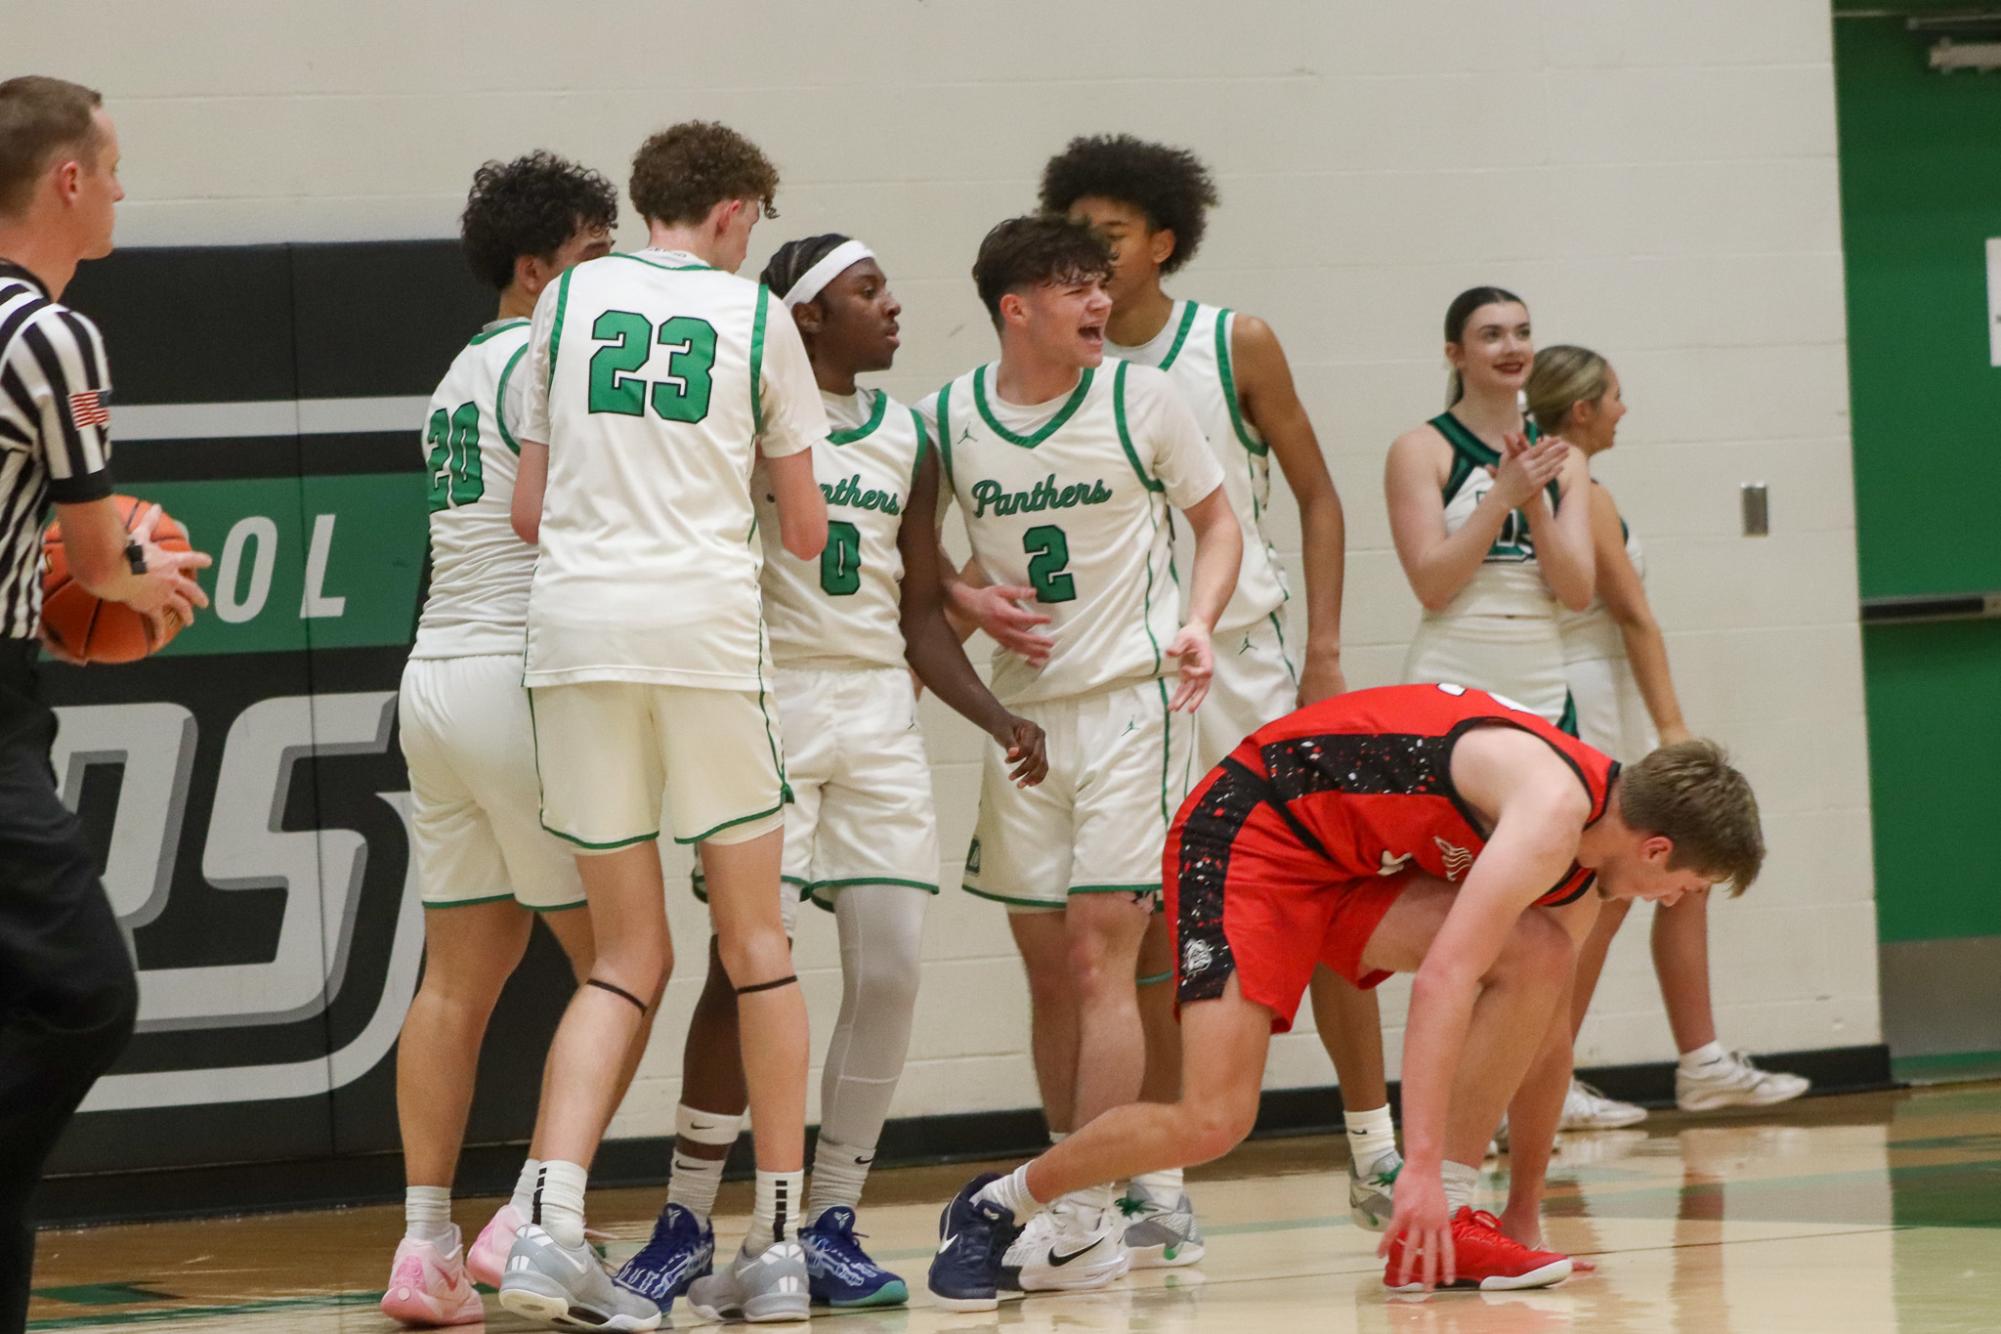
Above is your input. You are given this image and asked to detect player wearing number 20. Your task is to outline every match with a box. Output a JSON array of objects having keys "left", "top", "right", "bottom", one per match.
[{"left": 923, "top": 216, "right": 1240, "bottom": 1290}]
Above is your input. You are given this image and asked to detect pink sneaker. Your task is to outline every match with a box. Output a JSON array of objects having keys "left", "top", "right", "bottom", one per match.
[
  {"left": 380, "top": 1232, "right": 485, "bottom": 1326},
  {"left": 465, "top": 1203, "right": 525, "bottom": 1290}
]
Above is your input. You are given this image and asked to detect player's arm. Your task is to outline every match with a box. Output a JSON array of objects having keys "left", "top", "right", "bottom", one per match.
[
  {"left": 898, "top": 449, "right": 1047, "bottom": 786},
  {"left": 1397, "top": 733, "right": 1590, "bottom": 1185},
  {"left": 1588, "top": 483, "right": 1691, "bottom": 744},
  {"left": 1232, "top": 314, "right": 1347, "bottom": 702},
  {"left": 1520, "top": 443, "right": 1594, "bottom": 611},
  {"left": 757, "top": 304, "right": 829, "bottom": 559},
  {"left": 511, "top": 440, "right": 547, "bottom": 544},
  {"left": 1149, "top": 372, "right": 1241, "bottom": 712}
]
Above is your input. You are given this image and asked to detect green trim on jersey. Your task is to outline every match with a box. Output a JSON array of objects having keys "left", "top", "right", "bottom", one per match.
[
  {"left": 1432, "top": 411, "right": 1557, "bottom": 510},
  {"left": 494, "top": 342, "right": 528, "bottom": 455},
  {"left": 972, "top": 363, "right": 1095, "bottom": 448},
  {"left": 608, "top": 251, "right": 717, "bottom": 272},
  {"left": 909, "top": 409, "right": 932, "bottom": 493},
  {"left": 1153, "top": 676, "right": 1175, "bottom": 823},
  {"left": 828, "top": 388, "right": 889, "bottom": 445},
  {"left": 934, "top": 383, "right": 956, "bottom": 490},
  {"left": 1069, "top": 882, "right": 1162, "bottom": 896},
  {"left": 1557, "top": 689, "right": 1579, "bottom": 738},
  {"left": 674, "top": 799, "right": 785, "bottom": 846},
  {"left": 544, "top": 823, "right": 661, "bottom": 851},
  {"left": 750, "top": 284, "right": 771, "bottom": 435},
  {"left": 1111, "top": 361, "right": 1164, "bottom": 494},
  {"left": 525, "top": 900, "right": 587, "bottom": 914},
  {"left": 1214, "top": 308, "right": 1268, "bottom": 457},
  {"left": 426, "top": 892, "right": 516, "bottom": 910},
  {"left": 1267, "top": 610, "right": 1300, "bottom": 686},
  {"left": 810, "top": 875, "right": 940, "bottom": 895},
  {"left": 546, "top": 268, "right": 574, "bottom": 391},
  {"left": 468, "top": 318, "right": 529, "bottom": 347},
  {"left": 1155, "top": 300, "right": 1201, "bottom": 371}
]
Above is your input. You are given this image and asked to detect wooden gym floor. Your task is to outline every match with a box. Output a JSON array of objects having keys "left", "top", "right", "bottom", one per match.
[{"left": 26, "top": 1082, "right": 2001, "bottom": 1332}]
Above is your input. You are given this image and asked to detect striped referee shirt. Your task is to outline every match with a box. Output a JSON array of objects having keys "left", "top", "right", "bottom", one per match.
[{"left": 0, "top": 258, "right": 116, "bottom": 640}]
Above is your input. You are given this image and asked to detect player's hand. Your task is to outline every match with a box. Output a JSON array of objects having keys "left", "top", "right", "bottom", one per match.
[
  {"left": 992, "top": 714, "right": 1049, "bottom": 788},
  {"left": 1164, "top": 622, "right": 1214, "bottom": 712},
  {"left": 955, "top": 582, "right": 1055, "bottom": 667},
  {"left": 121, "top": 504, "right": 214, "bottom": 636},
  {"left": 1379, "top": 1169, "right": 1455, "bottom": 1291},
  {"left": 1295, "top": 651, "right": 1347, "bottom": 707},
  {"left": 1487, "top": 433, "right": 1567, "bottom": 509}
]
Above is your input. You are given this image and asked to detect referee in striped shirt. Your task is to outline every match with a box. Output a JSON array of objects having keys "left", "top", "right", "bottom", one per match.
[{"left": 0, "top": 77, "right": 211, "bottom": 1333}]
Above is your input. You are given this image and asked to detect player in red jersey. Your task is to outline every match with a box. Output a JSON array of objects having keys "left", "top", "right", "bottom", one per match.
[{"left": 928, "top": 682, "right": 1764, "bottom": 1304}]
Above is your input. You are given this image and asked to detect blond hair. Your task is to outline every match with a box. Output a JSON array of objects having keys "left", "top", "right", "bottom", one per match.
[
  {"left": 1618, "top": 740, "right": 1764, "bottom": 896},
  {"left": 1525, "top": 344, "right": 1611, "bottom": 437}
]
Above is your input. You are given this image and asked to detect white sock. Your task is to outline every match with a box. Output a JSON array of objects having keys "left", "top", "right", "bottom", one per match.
[
  {"left": 509, "top": 1158, "right": 541, "bottom": 1220},
  {"left": 404, "top": 1185, "right": 455, "bottom": 1247},
  {"left": 1441, "top": 1160, "right": 1480, "bottom": 1214},
  {"left": 974, "top": 1163, "right": 1039, "bottom": 1219},
  {"left": 668, "top": 1104, "right": 742, "bottom": 1223},
  {"left": 1060, "top": 1182, "right": 1116, "bottom": 1218},
  {"left": 1048, "top": 1129, "right": 1069, "bottom": 1145},
  {"left": 1680, "top": 1040, "right": 1727, "bottom": 1074},
  {"left": 747, "top": 1169, "right": 804, "bottom": 1251},
  {"left": 531, "top": 1160, "right": 588, "bottom": 1249},
  {"left": 1346, "top": 1103, "right": 1398, "bottom": 1173},
  {"left": 1128, "top": 1167, "right": 1184, "bottom": 1208},
  {"left": 806, "top": 1135, "right": 875, "bottom": 1223}
]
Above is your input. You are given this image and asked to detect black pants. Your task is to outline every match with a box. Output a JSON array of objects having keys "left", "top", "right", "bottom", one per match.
[{"left": 0, "top": 644, "right": 137, "bottom": 1334}]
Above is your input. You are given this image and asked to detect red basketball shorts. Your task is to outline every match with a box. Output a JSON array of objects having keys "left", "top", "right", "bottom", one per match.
[{"left": 1164, "top": 759, "right": 1404, "bottom": 1033}]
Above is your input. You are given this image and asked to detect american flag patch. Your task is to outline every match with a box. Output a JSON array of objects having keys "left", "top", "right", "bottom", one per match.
[{"left": 68, "top": 389, "right": 109, "bottom": 429}]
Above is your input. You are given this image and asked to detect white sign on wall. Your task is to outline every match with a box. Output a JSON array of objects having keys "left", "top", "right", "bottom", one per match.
[{"left": 1987, "top": 238, "right": 2001, "bottom": 366}]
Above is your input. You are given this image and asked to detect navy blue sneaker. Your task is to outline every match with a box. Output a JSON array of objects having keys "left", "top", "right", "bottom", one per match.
[
  {"left": 613, "top": 1202, "right": 713, "bottom": 1307},
  {"left": 800, "top": 1206, "right": 907, "bottom": 1308},
  {"left": 926, "top": 1173, "right": 1024, "bottom": 1313}
]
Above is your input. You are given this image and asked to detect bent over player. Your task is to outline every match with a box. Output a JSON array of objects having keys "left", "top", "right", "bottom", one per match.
[{"left": 928, "top": 683, "right": 1763, "bottom": 1307}]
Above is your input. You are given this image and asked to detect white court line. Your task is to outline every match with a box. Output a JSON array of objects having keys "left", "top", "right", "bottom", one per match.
[{"left": 115, "top": 397, "right": 429, "bottom": 441}]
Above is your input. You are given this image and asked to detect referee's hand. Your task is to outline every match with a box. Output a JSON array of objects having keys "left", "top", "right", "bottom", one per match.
[{"left": 120, "top": 503, "right": 213, "bottom": 637}]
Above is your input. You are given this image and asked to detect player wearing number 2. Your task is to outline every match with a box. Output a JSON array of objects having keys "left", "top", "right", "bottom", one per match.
[
  {"left": 615, "top": 234, "right": 1049, "bottom": 1314},
  {"left": 499, "top": 121, "right": 830, "bottom": 1331},
  {"left": 922, "top": 215, "right": 1240, "bottom": 1293},
  {"left": 383, "top": 153, "right": 616, "bottom": 1328}
]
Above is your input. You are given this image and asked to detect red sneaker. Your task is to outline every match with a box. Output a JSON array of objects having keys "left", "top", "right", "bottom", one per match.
[{"left": 1382, "top": 1207, "right": 1572, "bottom": 1292}]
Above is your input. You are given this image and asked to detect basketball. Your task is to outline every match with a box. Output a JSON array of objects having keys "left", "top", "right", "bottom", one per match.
[{"left": 41, "top": 495, "right": 192, "bottom": 664}]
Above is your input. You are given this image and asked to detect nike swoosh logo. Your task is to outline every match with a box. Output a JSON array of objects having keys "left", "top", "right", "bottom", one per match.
[
  {"left": 938, "top": 1233, "right": 959, "bottom": 1255},
  {"left": 690, "top": 1121, "right": 715, "bottom": 1131},
  {"left": 856, "top": 1154, "right": 876, "bottom": 1166},
  {"left": 1048, "top": 1242, "right": 1099, "bottom": 1266}
]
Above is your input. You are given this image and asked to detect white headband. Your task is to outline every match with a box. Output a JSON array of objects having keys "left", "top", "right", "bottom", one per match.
[{"left": 781, "top": 240, "right": 876, "bottom": 309}]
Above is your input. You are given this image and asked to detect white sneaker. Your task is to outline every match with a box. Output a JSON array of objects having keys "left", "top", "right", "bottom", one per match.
[
  {"left": 1677, "top": 1050, "right": 1811, "bottom": 1111},
  {"left": 1005, "top": 1195, "right": 1129, "bottom": 1293},
  {"left": 1561, "top": 1078, "right": 1648, "bottom": 1130}
]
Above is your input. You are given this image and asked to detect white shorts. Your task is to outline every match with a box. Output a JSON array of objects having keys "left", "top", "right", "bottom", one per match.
[
  {"left": 399, "top": 654, "right": 584, "bottom": 910},
  {"left": 1402, "top": 613, "right": 1576, "bottom": 733},
  {"left": 528, "top": 681, "right": 787, "bottom": 851},
  {"left": 695, "top": 665, "right": 940, "bottom": 918},
  {"left": 1198, "top": 612, "right": 1299, "bottom": 772},
  {"left": 1566, "top": 653, "right": 1658, "bottom": 764},
  {"left": 963, "top": 678, "right": 1195, "bottom": 910}
]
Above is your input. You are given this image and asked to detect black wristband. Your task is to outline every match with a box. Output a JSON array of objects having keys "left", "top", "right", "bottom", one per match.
[{"left": 124, "top": 539, "right": 146, "bottom": 575}]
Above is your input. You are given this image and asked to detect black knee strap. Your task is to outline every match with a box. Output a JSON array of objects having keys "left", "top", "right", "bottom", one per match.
[
  {"left": 735, "top": 973, "right": 798, "bottom": 996},
  {"left": 586, "top": 976, "right": 649, "bottom": 1013}
]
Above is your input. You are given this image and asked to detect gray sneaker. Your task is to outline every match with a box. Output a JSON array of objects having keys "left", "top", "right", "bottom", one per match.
[
  {"left": 1118, "top": 1190, "right": 1205, "bottom": 1268},
  {"left": 1348, "top": 1148, "right": 1401, "bottom": 1232},
  {"left": 686, "top": 1239, "right": 811, "bottom": 1324},
  {"left": 497, "top": 1224, "right": 663, "bottom": 1331}
]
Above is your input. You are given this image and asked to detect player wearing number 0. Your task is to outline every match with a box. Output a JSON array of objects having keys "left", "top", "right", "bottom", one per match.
[
  {"left": 922, "top": 216, "right": 1241, "bottom": 1295},
  {"left": 613, "top": 234, "right": 1049, "bottom": 1313},
  {"left": 498, "top": 122, "right": 829, "bottom": 1332},
  {"left": 380, "top": 154, "right": 616, "bottom": 1328},
  {"left": 928, "top": 683, "right": 1765, "bottom": 1307},
  {"left": 1038, "top": 133, "right": 1404, "bottom": 1248}
]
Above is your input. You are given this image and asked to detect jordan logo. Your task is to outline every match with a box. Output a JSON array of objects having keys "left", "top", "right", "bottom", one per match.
[
  {"left": 1378, "top": 850, "right": 1413, "bottom": 877},
  {"left": 958, "top": 426, "right": 975, "bottom": 446},
  {"left": 965, "top": 837, "right": 982, "bottom": 874},
  {"left": 1121, "top": 717, "right": 1139, "bottom": 736},
  {"left": 1434, "top": 837, "right": 1474, "bottom": 882}
]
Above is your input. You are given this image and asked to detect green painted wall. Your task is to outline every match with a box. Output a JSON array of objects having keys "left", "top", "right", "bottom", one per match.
[{"left": 1835, "top": 12, "right": 2001, "bottom": 944}]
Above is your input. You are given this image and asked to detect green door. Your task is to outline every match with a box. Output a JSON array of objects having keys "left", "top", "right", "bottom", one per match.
[{"left": 1834, "top": 7, "right": 2001, "bottom": 1072}]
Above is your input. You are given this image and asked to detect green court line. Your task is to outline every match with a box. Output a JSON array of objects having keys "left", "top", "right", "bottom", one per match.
[{"left": 29, "top": 1292, "right": 383, "bottom": 1330}]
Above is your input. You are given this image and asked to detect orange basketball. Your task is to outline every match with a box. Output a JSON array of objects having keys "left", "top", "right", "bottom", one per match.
[{"left": 42, "top": 495, "right": 193, "bottom": 664}]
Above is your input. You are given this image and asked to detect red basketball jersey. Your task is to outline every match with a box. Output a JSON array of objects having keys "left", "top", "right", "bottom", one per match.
[{"left": 1220, "top": 682, "right": 1618, "bottom": 904}]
